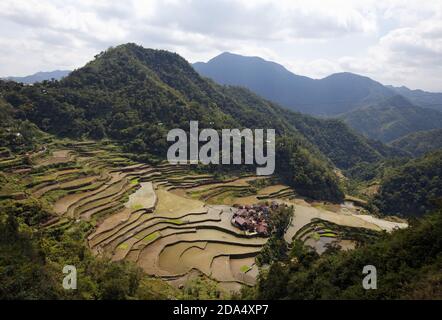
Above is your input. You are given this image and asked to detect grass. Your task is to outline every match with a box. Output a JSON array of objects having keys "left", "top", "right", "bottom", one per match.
[
  {"left": 240, "top": 265, "right": 252, "bottom": 273},
  {"left": 130, "top": 178, "right": 139, "bottom": 185},
  {"left": 137, "top": 277, "right": 183, "bottom": 299},
  {"left": 143, "top": 231, "right": 160, "bottom": 243},
  {"left": 155, "top": 188, "right": 204, "bottom": 215},
  {"left": 42, "top": 189, "right": 69, "bottom": 204},
  {"left": 117, "top": 242, "right": 129, "bottom": 250},
  {"left": 131, "top": 204, "right": 143, "bottom": 210},
  {"left": 312, "top": 232, "right": 321, "bottom": 241},
  {"left": 320, "top": 233, "right": 337, "bottom": 238},
  {"left": 165, "top": 219, "right": 184, "bottom": 225}
]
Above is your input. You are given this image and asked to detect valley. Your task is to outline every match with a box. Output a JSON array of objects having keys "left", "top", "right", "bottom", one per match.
[
  {"left": 0, "top": 43, "right": 440, "bottom": 301},
  {"left": 0, "top": 138, "right": 407, "bottom": 295}
]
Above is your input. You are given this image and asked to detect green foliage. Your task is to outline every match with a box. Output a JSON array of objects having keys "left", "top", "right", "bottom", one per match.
[
  {"left": 0, "top": 44, "right": 350, "bottom": 202},
  {"left": 373, "top": 150, "right": 442, "bottom": 217},
  {"left": 0, "top": 97, "right": 45, "bottom": 154},
  {"left": 390, "top": 128, "right": 442, "bottom": 157},
  {"left": 276, "top": 136, "right": 344, "bottom": 202},
  {"left": 250, "top": 208, "right": 442, "bottom": 299},
  {"left": 256, "top": 205, "right": 293, "bottom": 266},
  {"left": 0, "top": 212, "right": 61, "bottom": 299},
  {"left": 182, "top": 275, "right": 222, "bottom": 299},
  {"left": 340, "top": 95, "right": 442, "bottom": 143},
  {"left": 222, "top": 85, "right": 394, "bottom": 169},
  {"left": 0, "top": 199, "right": 167, "bottom": 300}
]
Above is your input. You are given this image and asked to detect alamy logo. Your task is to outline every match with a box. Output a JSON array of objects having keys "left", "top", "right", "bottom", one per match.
[
  {"left": 62, "top": 265, "right": 77, "bottom": 290},
  {"left": 167, "top": 121, "right": 275, "bottom": 175},
  {"left": 362, "top": 265, "right": 377, "bottom": 290}
]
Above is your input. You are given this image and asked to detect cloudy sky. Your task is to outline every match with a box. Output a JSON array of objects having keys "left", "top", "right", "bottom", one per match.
[{"left": 1, "top": 0, "right": 441, "bottom": 91}]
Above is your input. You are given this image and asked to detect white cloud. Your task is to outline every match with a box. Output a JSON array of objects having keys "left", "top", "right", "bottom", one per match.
[{"left": 0, "top": 0, "right": 441, "bottom": 91}]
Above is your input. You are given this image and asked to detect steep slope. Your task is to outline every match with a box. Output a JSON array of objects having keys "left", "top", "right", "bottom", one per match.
[
  {"left": 0, "top": 43, "right": 351, "bottom": 201},
  {"left": 4, "top": 70, "right": 71, "bottom": 84},
  {"left": 390, "top": 129, "right": 442, "bottom": 157},
  {"left": 0, "top": 90, "right": 46, "bottom": 154},
  {"left": 373, "top": 150, "right": 442, "bottom": 217},
  {"left": 388, "top": 85, "right": 442, "bottom": 112},
  {"left": 193, "top": 52, "right": 395, "bottom": 116},
  {"left": 339, "top": 95, "right": 442, "bottom": 143},
  {"left": 221, "top": 86, "right": 389, "bottom": 169},
  {"left": 193, "top": 52, "right": 315, "bottom": 112}
]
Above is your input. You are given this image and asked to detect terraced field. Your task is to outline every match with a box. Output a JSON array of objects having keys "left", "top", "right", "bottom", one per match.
[{"left": 1, "top": 140, "right": 408, "bottom": 294}]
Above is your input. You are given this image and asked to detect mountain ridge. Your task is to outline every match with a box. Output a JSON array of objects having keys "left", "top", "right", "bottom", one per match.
[
  {"left": 193, "top": 52, "right": 442, "bottom": 141},
  {"left": 193, "top": 52, "right": 397, "bottom": 116},
  {"left": 4, "top": 70, "right": 71, "bottom": 84},
  {"left": 387, "top": 85, "right": 442, "bottom": 112}
]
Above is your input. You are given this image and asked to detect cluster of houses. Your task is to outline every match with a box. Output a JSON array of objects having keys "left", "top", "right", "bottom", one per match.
[{"left": 231, "top": 202, "right": 280, "bottom": 236}]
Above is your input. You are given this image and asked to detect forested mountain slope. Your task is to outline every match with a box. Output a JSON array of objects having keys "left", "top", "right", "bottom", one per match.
[
  {"left": 220, "top": 86, "right": 404, "bottom": 169},
  {"left": 339, "top": 95, "right": 442, "bottom": 143},
  {"left": 373, "top": 150, "right": 442, "bottom": 217},
  {"left": 0, "top": 43, "right": 349, "bottom": 201},
  {"left": 388, "top": 85, "right": 442, "bottom": 112},
  {"left": 194, "top": 53, "right": 442, "bottom": 143},
  {"left": 389, "top": 129, "right": 442, "bottom": 157}
]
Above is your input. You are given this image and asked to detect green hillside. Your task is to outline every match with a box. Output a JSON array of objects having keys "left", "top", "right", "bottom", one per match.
[
  {"left": 340, "top": 95, "right": 442, "bottom": 143},
  {"left": 0, "top": 43, "right": 398, "bottom": 202},
  {"left": 390, "top": 129, "right": 442, "bottom": 157},
  {"left": 372, "top": 150, "right": 442, "bottom": 217}
]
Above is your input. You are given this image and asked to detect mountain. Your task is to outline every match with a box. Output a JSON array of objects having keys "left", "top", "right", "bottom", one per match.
[
  {"left": 193, "top": 52, "right": 395, "bottom": 116},
  {"left": 373, "top": 150, "right": 442, "bottom": 217},
  {"left": 194, "top": 53, "right": 442, "bottom": 142},
  {"left": 339, "top": 95, "right": 442, "bottom": 143},
  {"left": 388, "top": 85, "right": 442, "bottom": 112},
  {"left": 0, "top": 44, "right": 353, "bottom": 201},
  {"left": 217, "top": 85, "right": 402, "bottom": 169},
  {"left": 4, "top": 70, "right": 71, "bottom": 84},
  {"left": 0, "top": 91, "right": 45, "bottom": 154},
  {"left": 390, "top": 129, "right": 442, "bottom": 157},
  {"left": 0, "top": 44, "right": 395, "bottom": 169}
]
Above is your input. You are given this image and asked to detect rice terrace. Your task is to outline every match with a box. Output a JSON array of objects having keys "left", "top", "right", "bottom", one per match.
[
  {"left": 0, "top": 138, "right": 407, "bottom": 296},
  {"left": 2, "top": 1, "right": 442, "bottom": 306}
]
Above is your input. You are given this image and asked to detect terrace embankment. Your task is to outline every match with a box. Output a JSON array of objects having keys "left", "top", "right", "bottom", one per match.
[{"left": 1, "top": 140, "right": 408, "bottom": 294}]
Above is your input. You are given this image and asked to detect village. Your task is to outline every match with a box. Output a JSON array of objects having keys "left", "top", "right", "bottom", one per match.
[{"left": 231, "top": 201, "right": 280, "bottom": 237}]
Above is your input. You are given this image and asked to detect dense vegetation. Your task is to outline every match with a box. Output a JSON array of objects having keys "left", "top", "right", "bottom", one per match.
[
  {"left": 244, "top": 207, "right": 442, "bottom": 299},
  {"left": 340, "top": 95, "right": 442, "bottom": 143},
  {"left": 275, "top": 136, "right": 344, "bottom": 201},
  {"left": 256, "top": 204, "right": 293, "bottom": 266},
  {"left": 390, "top": 129, "right": 442, "bottom": 157},
  {"left": 0, "top": 199, "right": 166, "bottom": 299},
  {"left": 222, "top": 85, "right": 401, "bottom": 169},
  {"left": 0, "top": 43, "right": 386, "bottom": 202},
  {"left": 1, "top": 43, "right": 441, "bottom": 300},
  {"left": 373, "top": 151, "right": 442, "bottom": 217},
  {"left": 194, "top": 53, "right": 442, "bottom": 143},
  {"left": 388, "top": 85, "right": 442, "bottom": 112},
  {"left": 0, "top": 98, "right": 46, "bottom": 154}
]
